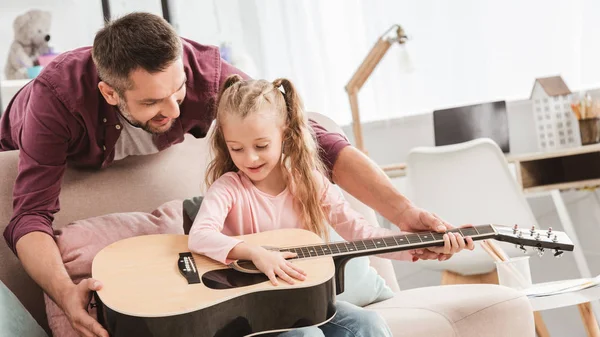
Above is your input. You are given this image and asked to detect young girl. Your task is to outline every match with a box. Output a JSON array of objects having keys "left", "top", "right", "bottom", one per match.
[{"left": 188, "top": 74, "right": 474, "bottom": 337}]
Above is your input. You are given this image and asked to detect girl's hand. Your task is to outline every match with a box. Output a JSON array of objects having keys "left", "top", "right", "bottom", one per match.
[
  {"left": 410, "top": 230, "right": 475, "bottom": 262},
  {"left": 250, "top": 247, "right": 307, "bottom": 285}
]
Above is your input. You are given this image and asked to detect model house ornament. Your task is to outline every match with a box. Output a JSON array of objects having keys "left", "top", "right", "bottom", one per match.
[{"left": 530, "top": 76, "right": 581, "bottom": 151}]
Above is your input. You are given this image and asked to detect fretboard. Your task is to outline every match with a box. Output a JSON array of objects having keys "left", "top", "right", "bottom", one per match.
[{"left": 278, "top": 225, "right": 496, "bottom": 259}]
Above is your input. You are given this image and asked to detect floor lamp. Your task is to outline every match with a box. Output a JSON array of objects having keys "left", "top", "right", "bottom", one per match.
[{"left": 345, "top": 24, "right": 409, "bottom": 154}]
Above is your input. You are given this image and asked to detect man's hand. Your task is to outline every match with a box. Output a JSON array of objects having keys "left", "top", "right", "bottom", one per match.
[
  {"left": 409, "top": 227, "right": 476, "bottom": 262},
  {"left": 395, "top": 205, "right": 453, "bottom": 233},
  {"left": 61, "top": 278, "right": 109, "bottom": 337}
]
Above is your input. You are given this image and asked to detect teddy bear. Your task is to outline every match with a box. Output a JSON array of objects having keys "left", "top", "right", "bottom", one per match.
[{"left": 4, "top": 9, "right": 52, "bottom": 80}]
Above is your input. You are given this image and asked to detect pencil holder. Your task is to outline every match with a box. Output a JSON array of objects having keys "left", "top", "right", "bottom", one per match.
[
  {"left": 579, "top": 118, "right": 600, "bottom": 145},
  {"left": 495, "top": 256, "right": 532, "bottom": 290}
]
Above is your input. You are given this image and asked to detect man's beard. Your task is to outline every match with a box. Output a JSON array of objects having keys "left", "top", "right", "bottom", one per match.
[{"left": 117, "top": 100, "right": 174, "bottom": 135}]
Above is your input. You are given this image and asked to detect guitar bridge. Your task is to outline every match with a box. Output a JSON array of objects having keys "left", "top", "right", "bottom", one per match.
[{"left": 178, "top": 252, "right": 201, "bottom": 284}]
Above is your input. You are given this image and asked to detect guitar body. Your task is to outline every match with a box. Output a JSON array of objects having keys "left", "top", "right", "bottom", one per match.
[
  {"left": 92, "top": 224, "right": 574, "bottom": 337},
  {"left": 92, "top": 229, "right": 337, "bottom": 337}
]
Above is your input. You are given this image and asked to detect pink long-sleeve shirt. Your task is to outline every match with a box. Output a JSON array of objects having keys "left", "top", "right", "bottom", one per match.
[{"left": 188, "top": 171, "right": 412, "bottom": 264}]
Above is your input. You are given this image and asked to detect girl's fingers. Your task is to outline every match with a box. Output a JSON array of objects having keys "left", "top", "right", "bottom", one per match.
[
  {"left": 282, "top": 252, "right": 298, "bottom": 259},
  {"left": 275, "top": 267, "right": 295, "bottom": 285},
  {"left": 282, "top": 264, "right": 305, "bottom": 281},
  {"left": 266, "top": 270, "right": 278, "bottom": 286},
  {"left": 287, "top": 261, "right": 307, "bottom": 276}
]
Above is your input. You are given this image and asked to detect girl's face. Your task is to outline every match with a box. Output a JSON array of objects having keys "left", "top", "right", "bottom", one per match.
[{"left": 221, "top": 108, "right": 285, "bottom": 185}]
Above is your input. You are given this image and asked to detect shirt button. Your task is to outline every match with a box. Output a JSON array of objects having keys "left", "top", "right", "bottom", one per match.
[
  {"left": 103, "top": 145, "right": 106, "bottom": 151},
  {"left": 103, "top": 118, "right": 107, "bottom": 123},
  {"left": 115, "top": 124, "right": 121, "bottom": 130}
]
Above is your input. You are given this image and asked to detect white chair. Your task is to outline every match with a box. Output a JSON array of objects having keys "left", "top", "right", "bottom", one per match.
[{"left": 405, "top": 138, "right": 537, "bottom": 283}]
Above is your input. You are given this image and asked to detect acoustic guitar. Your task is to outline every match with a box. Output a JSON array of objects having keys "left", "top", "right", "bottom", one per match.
[{"left": 92, "top": 224, "right": 573, "bottom": 337}]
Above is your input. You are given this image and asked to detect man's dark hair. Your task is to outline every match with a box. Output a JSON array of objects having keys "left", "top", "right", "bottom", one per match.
[{"left": 92, "top": 12, "right": 182, "bottom": 95}]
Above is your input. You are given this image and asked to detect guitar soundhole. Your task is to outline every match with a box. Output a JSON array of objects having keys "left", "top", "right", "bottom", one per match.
[{"left": 202, "top": 269, "right": 269, "bottom": 289}]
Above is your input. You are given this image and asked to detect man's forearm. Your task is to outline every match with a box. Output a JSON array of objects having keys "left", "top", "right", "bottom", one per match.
[
  {"left": 16, "top": 232, "right": 75, "bottom": 308},
  {"left": 331, "top": 146, "right": 412, "bottom": 226}
]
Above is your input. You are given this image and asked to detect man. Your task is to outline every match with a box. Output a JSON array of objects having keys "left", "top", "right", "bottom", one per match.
[{"left": 0, "top": 12, "right": 467, "bottom": 337}]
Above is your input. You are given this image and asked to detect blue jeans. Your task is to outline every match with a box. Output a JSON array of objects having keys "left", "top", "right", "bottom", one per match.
[{"left": 278, "top": 301, "right": 392, "bottom": 337}]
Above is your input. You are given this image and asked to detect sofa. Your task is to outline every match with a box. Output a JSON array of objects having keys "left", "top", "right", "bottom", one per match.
[{"left": 0, "top": 112, "right": 535, "bottom": 336}]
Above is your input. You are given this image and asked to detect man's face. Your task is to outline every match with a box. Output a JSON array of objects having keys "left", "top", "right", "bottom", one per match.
[{"left": 117, "top": 59, "right": 187, "bottom": 134}]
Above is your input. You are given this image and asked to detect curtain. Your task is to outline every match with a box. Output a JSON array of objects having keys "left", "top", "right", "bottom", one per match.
[{"left": 250, "top": 0, "right": 598, "bottom": 126}]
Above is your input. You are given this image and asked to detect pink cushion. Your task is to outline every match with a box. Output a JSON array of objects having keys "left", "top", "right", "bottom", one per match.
[{"left": 44, "top": 200, "right": 184, "bottom": 337}]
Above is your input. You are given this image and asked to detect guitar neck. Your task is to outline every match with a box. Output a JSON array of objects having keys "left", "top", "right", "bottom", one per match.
[{"left": 279, "top": 225, "right": 497, "bottom": 260}]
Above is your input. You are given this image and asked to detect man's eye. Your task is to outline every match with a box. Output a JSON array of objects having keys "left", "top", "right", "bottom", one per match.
[{"left": 143, "top": 102, "right": 157, "bottom": 106}]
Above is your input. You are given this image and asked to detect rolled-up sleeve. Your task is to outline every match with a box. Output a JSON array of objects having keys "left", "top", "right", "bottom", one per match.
[
  {"left": 309, "top": 119, "right": 351, "bottom": 178},
  {"left": 3, "top": 80, "right": 75, "bottom": 255}
]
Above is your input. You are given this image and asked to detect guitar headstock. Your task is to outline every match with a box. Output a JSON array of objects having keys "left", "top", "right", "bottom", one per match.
[{"left": 491, "top": 224, "right": 574, "bottom": 257}]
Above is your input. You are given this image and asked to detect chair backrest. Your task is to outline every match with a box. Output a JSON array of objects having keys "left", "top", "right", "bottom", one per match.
[{"left": 405, "top": 138, "right": 538, "bottom": 275}]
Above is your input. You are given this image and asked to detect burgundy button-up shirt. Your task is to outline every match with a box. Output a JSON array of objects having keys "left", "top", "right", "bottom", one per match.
[{"left": 0, "top": 38, "right": 350, "bottom": 254}]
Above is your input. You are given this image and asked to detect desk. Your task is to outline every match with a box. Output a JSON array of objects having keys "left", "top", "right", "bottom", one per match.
[
  {"left": 529, "top": 284, "right": 600, "bottom": 337},
  {"left": 382, "top": 143, "right": 600, "bottom": 188},
  {"left": 510, "top": 143, "right": 600, "bottom": 194}
]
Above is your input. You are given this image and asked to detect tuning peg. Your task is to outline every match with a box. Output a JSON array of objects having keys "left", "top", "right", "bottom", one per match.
[
  {"left": 552, "top": 235, "right": 558, "bottom": 243},
  {"left": 518, "top": 230, "right": 523, "bottom": 238},
  {"left": 537, "top": 247, "right": 545, "bottom": 257},
  {"left": 530, "top": 225, "right": 536, "bottom": 236},
  {"left": 513, "top": 224, "right": 519, "bottom": 234},
  {"left": 547, "top": 227, "right": 553, "bottom": 238},
  {"left": 554, "top": 249, "right": 564, "bottom": 258},
  {"left": 520, "top": 245, "right": 527, "bottom": 253},
  {"left": 535, "top": 232, "right": 541, "bottom": 241}
]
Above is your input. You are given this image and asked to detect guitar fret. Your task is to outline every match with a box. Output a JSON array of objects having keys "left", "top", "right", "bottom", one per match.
[
  {"left": 405, "top": 234, "right": 421, "bottom": 244},
  {"left": 459, "top": 227, "right": 479, "bottom": 237},
  {"left": 337, "top": 243, "right": 349, "bottom": 253},
  {"left": 301, "top": 246, "right": 310, "bottom": 257},
  {"left": 395, "top": 236, "right": 409, "bottom": 245},
  {"left": 431, "top": 232, "right": 445, "bottom": 240},
  {"left": 419, "top": 232, "right": 435, "bottom": 242},
  {"left": 356, "top": 240, "right": 368, "bottom": 251},
  {"left": 373, "top": 238, "right": 387, "bottom": 248},
  {"left": 383, "top": 237, "right": 397, "bottom": 247},
  {"left": 364, "top": 239, "right": 377, "bottom": 249},
  {"left": 314, "top": 245, "right": 324, "bottom": 256},
  {"left": 475, "top": 225, "right": 494, "bottom": 235},
  {"left": 296, "top": 248, "right": 306, "bottom": 258}
]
